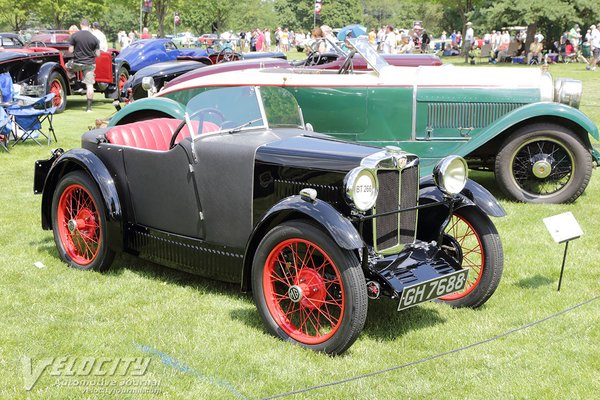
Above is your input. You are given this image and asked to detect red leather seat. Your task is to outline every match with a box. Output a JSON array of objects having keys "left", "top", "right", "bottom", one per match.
[{"left": 105, "top": 118, "right": 219, "bottom": 151}]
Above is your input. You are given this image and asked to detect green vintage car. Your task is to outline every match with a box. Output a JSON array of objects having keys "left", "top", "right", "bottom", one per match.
[{"left": 109, "top": 39, "right": 599, "bottom": 204}]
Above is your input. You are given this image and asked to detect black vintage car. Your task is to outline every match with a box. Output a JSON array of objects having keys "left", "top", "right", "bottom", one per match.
[{"left": 35, "top": 86, "right": 505, "bottom": 354}]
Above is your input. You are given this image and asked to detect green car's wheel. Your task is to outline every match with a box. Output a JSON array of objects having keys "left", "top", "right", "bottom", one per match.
[
  {"left": 495, "top": 123, "right": 592, "bottom": 203},
  {"left": 252, "top": 220, "right": 367, "bottom": 355}
]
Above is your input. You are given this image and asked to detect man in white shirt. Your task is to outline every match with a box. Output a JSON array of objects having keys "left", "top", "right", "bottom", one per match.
[
  {"left": 91, "top": 22, "right": 108, "bottom": 52},
  {"left": 383, "top": 25, "right": 396, "bottom": 54}
]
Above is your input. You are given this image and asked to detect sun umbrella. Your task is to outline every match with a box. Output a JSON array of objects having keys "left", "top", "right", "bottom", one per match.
[{"left": 337, "top": 24, "right": 367, "bottom": 41}]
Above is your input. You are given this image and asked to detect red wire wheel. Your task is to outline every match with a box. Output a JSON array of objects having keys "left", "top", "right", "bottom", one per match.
[
  {"left": 50, "top": 79, "right": 63, "bottom": 108},
  {"left": 438, "top": 207, "right": 503, "bottom": 308},
  {"left": 263, "top": 238, "right": 345, "bottom": 344},
  {"left": 56, "top": 184, "right": 101, "bottom": 265},
  {"left": 439, "top": 213, "right": 483, "bottom": 300},
  {"left": 47, "top": 71, "right": 67, "bottom": 113},
  {"left": 253, "top": 221, "right": 367, "bottom": 354}
]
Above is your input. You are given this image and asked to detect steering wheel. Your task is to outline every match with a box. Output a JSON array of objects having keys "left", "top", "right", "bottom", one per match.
[
  {"left": 305, "top": 51, "right": 323, "bottom": 66},
  {"left": 338, "top": 50, "right": 356, "bottom": 74},
  {"left": 169, "top": 108, "right": 226, "bottom": 149},
  {"left": 215, "top": 48, "right": 240, "bottom": 63}
]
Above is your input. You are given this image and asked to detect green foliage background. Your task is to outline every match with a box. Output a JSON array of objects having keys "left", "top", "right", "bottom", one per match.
[{"left": 0, "top": 0, "right": 599, "bottom": 42}]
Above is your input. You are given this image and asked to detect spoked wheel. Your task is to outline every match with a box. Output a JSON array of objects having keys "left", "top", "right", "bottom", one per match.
[
  {"left": 117, "top": 66, "right": 130, "bottom": 101},
  {"left": 495, "top": 124, "right": 592, "bottom": 203},
  {"left": 51, "top": 171, "right": 115, "bottom": 271},
  {"left": 252, "top": 221, "right": 367, "bottom": 354},
  {"left": 47, "top": 71, "right": 67, "bottom": 113},
  {"left": 438, "top": 206, "right": 503, "bottom": 308}
]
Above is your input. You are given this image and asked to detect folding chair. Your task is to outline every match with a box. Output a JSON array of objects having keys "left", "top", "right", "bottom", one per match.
[
  {"left": 7, "top": 93, "right": 57, "bottom": 146},
  {"left": 0, "top": 107, "right": 10, "bottom": 152}
]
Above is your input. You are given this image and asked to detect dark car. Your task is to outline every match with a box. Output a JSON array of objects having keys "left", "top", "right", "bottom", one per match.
[
  {"left": 0, "top": 32, "right": 25, "bottom": 48},
  {"left": 35, "top": 86, "right": 504, "bottom": 354},
  {"left": 0, "top": 47, "right": 70, "bottom": 112}
]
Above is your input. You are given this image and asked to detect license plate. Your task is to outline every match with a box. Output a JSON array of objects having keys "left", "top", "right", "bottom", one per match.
[{"left": 397, "top": 269, "right": 469, "bottom": 311}]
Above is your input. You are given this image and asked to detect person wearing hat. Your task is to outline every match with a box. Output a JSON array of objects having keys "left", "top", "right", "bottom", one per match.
[
  {"left": 398, "top": 32, "right": 414, "bottom": 54},
  {"left": 464, "top": 21, "right": 474, "bottom": 62},
  {"left": 91, "top": 21, "right": 108, "bottom": 52}
]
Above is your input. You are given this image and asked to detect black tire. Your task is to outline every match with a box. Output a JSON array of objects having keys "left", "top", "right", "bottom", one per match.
[
  {"left": 117, "top": 66, "right": 130, "bottom": 102},
  {"left": 437, "top": 206, "right": 503, "bottom": 309},
  {"left": 495, "top": 123, "right": 592, "bottom": 203},
  {"left": 46, "top": 71, "right": 67, "bottom": 113},
  {"left": 51, "top": 171, "right": 115, "bottom": 272},
  {"left": 252, "top": 220, "right": 368, "bottom": 355}
]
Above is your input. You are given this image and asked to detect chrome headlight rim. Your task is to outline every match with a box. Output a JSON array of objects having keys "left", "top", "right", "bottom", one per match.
[
  {"left": 433, "top": 156, "right": 468, "bottom": 196},
  {"left": 344, "top": 167, "right": 378, "bottom": 211}
]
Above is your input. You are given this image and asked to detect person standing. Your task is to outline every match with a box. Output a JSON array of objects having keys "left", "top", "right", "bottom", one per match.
[
  {"left": 383, "top": 25, "right": 396, "bottom": 54},
  {"left": 141, "top": 27, "right": 151, "bottom": 39},
  {"left": 68, "top": 19, "right": 100, "bottom": 112},
  {"left": 464, "top": 21, "right": 474, "bottom": 62},
  {"left": 91, "top": 22, "right": 108, "bottom": 52}
]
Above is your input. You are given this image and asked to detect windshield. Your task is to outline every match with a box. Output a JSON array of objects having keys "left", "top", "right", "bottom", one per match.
[
  {"left": 184, "top": 86, "right": 303, "bottom": 135},
  {"left": 348, "top": 37, "right": 389, "bottom": 74}
]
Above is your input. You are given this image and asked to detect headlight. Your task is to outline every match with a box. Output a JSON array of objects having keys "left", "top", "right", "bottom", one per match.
[
  {"left": 345, "top": 167, "right": 378, "bottom": 211},
  {"left": 554, "top": 78, "right": 582, "bottom": 108},
  {"left": 433, "top": 156, "right": 468, "bottom": 195}
]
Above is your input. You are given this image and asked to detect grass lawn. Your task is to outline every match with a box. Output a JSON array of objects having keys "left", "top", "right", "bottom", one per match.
[{"left": 1, "top": 62, "right": 599, "bottom": 399}]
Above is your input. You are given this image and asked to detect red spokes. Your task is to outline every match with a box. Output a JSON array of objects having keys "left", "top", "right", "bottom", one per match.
[
  {"left": 263, "top": 239, "right": 345, "bottom": 345},
  {"left": 50, "top": 79, "right": 63, "bottom": 108},
  {"left": 440, "top": 214, "right": 484, "bottom": 300},
  {"left": 56, "top": 184, "right": 101, "bottom": 266},
  {"left": 118, "top": 73, "right": 128, "bottom": 91}
]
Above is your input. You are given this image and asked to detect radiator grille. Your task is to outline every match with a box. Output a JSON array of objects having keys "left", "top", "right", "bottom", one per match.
[
  {"left": 427, "top": 102, "right": 525, "bottom": 129},
  {"left": 375, "top": 170, "right": 400, "bottom": 251},
  {"left": 399, "top": 165, "right": 418, "bottom": 243}
]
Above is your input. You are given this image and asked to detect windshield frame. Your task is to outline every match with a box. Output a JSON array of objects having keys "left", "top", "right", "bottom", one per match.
[{"left": 347, "top": 37, "right": 390, "bottom": 75}]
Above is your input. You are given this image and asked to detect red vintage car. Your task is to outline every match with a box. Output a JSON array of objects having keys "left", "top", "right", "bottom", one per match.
[{"left": 28, "top": 31, "right": 128, "bottom": 107}]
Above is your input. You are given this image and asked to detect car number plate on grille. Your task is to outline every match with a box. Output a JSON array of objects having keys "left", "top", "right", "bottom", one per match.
[{"left": 397, "top": 269, "right": 469, "bottom": 311}]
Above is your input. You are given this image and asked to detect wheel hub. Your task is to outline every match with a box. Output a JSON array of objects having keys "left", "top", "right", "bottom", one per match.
[
  {"left": 532, "top": 159, "right": 552, "bottom": 179},
  {"left": 67, "top": 219, "right": 78, "bottom": 233},
  {"left": 288, "top": 285, "right": 303, "bottom": 302}
]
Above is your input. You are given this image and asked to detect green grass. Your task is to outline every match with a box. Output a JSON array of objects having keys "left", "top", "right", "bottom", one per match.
[{"left": 1, "top": 64, "right": 599, "bottom": 399}]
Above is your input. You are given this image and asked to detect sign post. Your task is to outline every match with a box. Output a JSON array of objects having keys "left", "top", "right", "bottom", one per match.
[{"left": 542, "top": 212, "right": 583, "bottom": 291}]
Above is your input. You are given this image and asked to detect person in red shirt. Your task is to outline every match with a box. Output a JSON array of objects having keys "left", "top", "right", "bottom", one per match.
[
  {"left": 141, "top": 27, "right": 151, "bottom": 39},
  {"left": 255, "top": 28, "right": 265, "bottom": 52}
]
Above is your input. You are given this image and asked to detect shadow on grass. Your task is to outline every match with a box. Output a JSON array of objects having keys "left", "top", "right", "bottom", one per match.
[{"left": 514, "top": 274, "right": 554, "bottom": 289}]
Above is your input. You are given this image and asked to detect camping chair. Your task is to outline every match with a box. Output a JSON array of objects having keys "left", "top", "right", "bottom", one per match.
[
  {"left": 478, "top": 43, "right": 492, "bottom": 63},
  {"left": 0, "top": 106, "right": 11, "bottom": 152},
  {"left": 7, "top": 93, "right": 57, "bottom": 146}
]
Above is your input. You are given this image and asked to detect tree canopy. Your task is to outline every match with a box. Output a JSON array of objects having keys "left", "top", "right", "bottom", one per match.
[{"left": 0, "top": 0, "right": 598, "bottom": 43}]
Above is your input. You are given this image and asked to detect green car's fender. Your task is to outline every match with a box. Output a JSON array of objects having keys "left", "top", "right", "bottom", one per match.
[
  {"left": 108, "top": 97, "right": 184, "bottom": 126},
  {"left": 460, "top": 102, "right": 599, "bottom": 157}
]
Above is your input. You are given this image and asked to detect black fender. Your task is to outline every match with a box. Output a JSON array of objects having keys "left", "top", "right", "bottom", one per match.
[
  {"left": 40, "top": 148, "right": 123, "bottom": 252},
  {"left": 36, "top": 62, "right": 71, "bottom": 95},
  {"left": 240, "top": 195, "right": 363, "bottom": 291},
  {"left": 417, "top": 177, "right": 505, "bottom": 242}
]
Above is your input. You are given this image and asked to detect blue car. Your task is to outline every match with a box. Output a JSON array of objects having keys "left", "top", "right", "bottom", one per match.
[{"left": 115, "top": 39, "right": 210, "bottom": 76}]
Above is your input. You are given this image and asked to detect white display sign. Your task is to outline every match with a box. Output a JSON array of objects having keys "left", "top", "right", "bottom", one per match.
[{"left": 543, "top": 212, "right": 583, "bottom": 244}]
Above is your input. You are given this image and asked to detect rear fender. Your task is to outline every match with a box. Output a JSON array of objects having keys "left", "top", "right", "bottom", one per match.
[
  {"left": 40, "top": 149, "right": 123, "bottom": 252},
  {"left": 108, "top": 97, "right": 184, "bottom": 126},
  {"left": 241, "top": 195, "right": 363, "bottom": 291}
]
